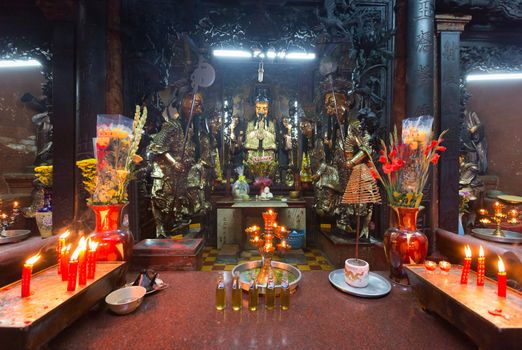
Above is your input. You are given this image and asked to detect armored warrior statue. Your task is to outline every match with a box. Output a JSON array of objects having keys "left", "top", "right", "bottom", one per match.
[{"left": 147, "top": 109, "right": 193, "bottom": 237}]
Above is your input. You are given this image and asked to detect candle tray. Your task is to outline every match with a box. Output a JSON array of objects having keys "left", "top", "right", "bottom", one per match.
[
  {"left": 405, "top": 264, "right": 522, "bottom": 350},
  {"left": 0, "top": 262, "right": 126, "bottom": 349}
]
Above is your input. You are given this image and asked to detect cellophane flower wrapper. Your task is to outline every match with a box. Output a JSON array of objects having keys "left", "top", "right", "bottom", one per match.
[
  {"left": 232, "top": 166, "right": 250, "bottom": 199},
  {"left": 93, "top": 114, "right": 133, "bottom": 204},
  {"left": 245, "top": 153, "right": 277, "bottom": 179},
  {"left": 400, "top": 115, "right": 433, "bottom": 195}
]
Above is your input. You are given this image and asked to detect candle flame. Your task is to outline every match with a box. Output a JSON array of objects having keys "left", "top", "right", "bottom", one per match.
[
  {"left": 465, "top": 245, "right": 472, "bottom": 258},
  {"left": 13, "top": 201, "right": 18, "bottom": 208},
  {"left": 479, "top": 245, "right": 484, "bottom": 258},
  {"left": 498, "top": 256, "right": 505, "bottom": 273},
  {"left": 78, "top": 236, "right": 87, "bottom": 250},
  {"left": 88, "top": 240, "right": 98, "bottom": 251},
  {"left": 494, "top": 201, "right": 500, "bottom": 207},
  {"left": 25, "top": 253, "right": 41, "bottom": 265},
  {"left": 60, "top": 230, "right": 70, "bottom": 239},
  {"left": 70, "top": 246, "right": 81, "bottom": 261},
  {"left": 479, "top": 209, "right": 487, "bottom": 215}
]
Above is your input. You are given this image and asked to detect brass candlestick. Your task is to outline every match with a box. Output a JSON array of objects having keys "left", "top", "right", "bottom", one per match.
[
  {"left": 245, "top": 209, "right": 290, "bottom": 286},
  {"left": 0, "top": 201, "right": 20, "bottom": 234},
  {"left": 478, "top": 201, "right": 518, "bottom": 237}
]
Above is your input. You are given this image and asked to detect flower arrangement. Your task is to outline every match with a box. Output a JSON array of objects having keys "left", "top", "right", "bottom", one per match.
[
  {"left": 34, "top": 165, "right": 53, "bottom": 188},
  {"left": 76, "top": 158, "right": 97, "bottom": 195},
  {"left": 367, "top": 116, "right": 447, "bottom": 208},
  {"left": 244, "top": 153, "right": 277, "bottom": 179},
  {"left": 459, "top": 189, "right": 476, "bottom": 214},
  {"left": 79, "top": 106, "right": 147, "bottom": 205}
]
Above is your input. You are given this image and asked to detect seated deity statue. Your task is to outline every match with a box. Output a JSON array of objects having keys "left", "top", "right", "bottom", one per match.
[{"left": 244, "top": 96, "right": 277, "bottom": 161}]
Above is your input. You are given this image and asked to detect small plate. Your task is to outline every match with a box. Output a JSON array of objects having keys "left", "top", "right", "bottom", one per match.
[
  {"left": 0, "top": 230, "right": 31, "bottom": 244},
  {"left": 329, "top": 269, "right": 391, "bottom": 298}
]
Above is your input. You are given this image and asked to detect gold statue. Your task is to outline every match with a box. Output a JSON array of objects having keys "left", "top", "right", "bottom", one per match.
[
  {"left": 341, "top": 119, "right": 374, "bottom": 238},
  {"left": 244, "top": 98, "right": 277, "bottom": 161},
  {"left": 147, "top": 110, "right": 193, "bottom": 236}
]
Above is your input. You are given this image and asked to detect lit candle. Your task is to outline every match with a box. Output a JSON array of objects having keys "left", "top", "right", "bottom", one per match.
[
  {"left": 87, "top": 240, "right": 98, "bottom": 279},
  {"left": 61, "top": 244, "right": 71, "bottom": 281},
  {"left": 424, "top": 260, "right": 437, "bottom": 273},
  {"left": 78, "top": 237, "right": 88, "bottom": 285},
  {"left": 67, "top": 246, "right": 81, "bottom": 292},
  {"left": 439, "top": 261, "right": 451, "bottom": 274},
  {"left": 21, "top": 254, "right": 41, "bottom": 298},
  {"left": 497, "top": 257, "right": 507, "bottom": 298},
  {"left": 57, "top": 231, "right": 70, "bottom": 275},
  {"left": 477, "top": 245, "right": 485, "bottom": 286},
  {"left": 460, "top": 245, "right": 472, "bottom": 284},
  {"left": 13, "top": 201, "right": 18, "bottom": 208}
]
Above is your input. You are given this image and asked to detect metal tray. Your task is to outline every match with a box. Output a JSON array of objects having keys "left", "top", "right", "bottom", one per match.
[
  {"left": 471, "top": 228, "right": 522, "bottom": 244},
  {"left": 0, "top": 230, "right": 31, "bottom": 244},
  {"left": 231, "top": 260, "right": 302, "bottom": 294},
  {"left": 329, "top": 269, "right": 391, "bottom": 298}
]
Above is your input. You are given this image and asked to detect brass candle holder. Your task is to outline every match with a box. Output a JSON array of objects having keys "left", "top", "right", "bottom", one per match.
[
  {"left": 245, "top": 209, "right": 290, "bottom": 286},
  {"left": 0, "top": 200, "right": 20, "bottom": 234},
  {"left": 478, "top": 201, "right": 518, "bottom": 237}
]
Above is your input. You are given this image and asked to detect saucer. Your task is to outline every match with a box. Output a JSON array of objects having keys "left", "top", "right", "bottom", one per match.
[{"left": 328, "top": 269, "right": 391, "bottom": 298}]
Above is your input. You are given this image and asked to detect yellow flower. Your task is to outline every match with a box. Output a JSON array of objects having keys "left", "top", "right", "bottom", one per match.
[{"left": 132, "top": 154, "right": 143, "bottom": 164}]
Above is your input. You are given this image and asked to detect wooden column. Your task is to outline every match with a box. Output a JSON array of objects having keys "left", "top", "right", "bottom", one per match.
[
  {"left": 436, "top": 15, "right": 471, "bottom": 233},
  {"left": 51, "top": 22, "right": 76, "bottom": 233},
  {"left": 75, "top": 0, "right": 107, "bottom": 218},
  {"left": 406, "top": 0, "right": 434, "bottom": 117},
  {"left": 106, "top": 0, "right": 123, "bottom": 114}
]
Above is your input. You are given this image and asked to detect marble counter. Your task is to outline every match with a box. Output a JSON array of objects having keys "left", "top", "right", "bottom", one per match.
[{"left": 49, "top": 271, "right": 475, "bottom": 349}]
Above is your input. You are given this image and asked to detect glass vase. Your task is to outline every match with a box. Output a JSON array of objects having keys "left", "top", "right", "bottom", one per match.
[
  {"left": 89, "top": 203, "right": 133, "bottom": 261},
  {"left": 383, "top": 206, "right": 428, "bottom": 281}
]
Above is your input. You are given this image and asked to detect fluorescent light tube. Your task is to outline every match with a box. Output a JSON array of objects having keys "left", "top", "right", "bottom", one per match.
[
  {"left": 213, "top": 50, "right": 252, "bottom": 58},
  {"left": 0, "top": 59, "right": 42, "bottom": 68},
  {"left": 286, "top": 52, "right": 316, "bottom": 60},
  {"left": 466, "top": 73, "right": 522, "bottom": 81}
]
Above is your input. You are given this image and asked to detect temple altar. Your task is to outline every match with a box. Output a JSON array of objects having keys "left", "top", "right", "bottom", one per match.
[{"left": 1, "top": 0, "right": 522, "bottom": 348}]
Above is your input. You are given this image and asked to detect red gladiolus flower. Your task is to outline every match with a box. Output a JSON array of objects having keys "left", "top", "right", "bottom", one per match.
[
  {"left": 391, "top": 158, "right": 405, "bottom": 170},
  {"left": 383, "top": 162, "right": 393, "bottom": 174},
  {"left": 369, "top": 168, "right": 379, "bottom": 179},
  {"left": 379, "top": 155, "right": 387, "bottom": 163},
  {"left": 424, "top": 140, "right": 440, "bottom": 155},
  {"left": 437, "top": 146, "right": 446, "bottom": 151},
  {"left": 389, "top": 149, "right": 397, "bottom": 158},
  {"left": 431, "top": 153, "right": 440, "bottom": 165}
]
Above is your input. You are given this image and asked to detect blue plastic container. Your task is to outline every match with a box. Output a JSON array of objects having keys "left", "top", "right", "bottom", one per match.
[{"left": 287, "top": 229, "right": 305, "bottom": 249}]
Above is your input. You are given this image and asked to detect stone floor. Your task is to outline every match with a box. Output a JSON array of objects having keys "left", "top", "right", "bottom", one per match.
[{"left": 200, "top": 246, "right": 335, "bottom": 271}]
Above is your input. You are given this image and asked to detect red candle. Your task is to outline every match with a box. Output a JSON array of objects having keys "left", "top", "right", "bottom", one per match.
[
  {"left": 497, "top": 257, "right": 507, "bottom": 297},
  {"left": 57, "top": 231, "right": 70, "bottom": 274},
  {"left": 78, "top": 237, "right": 88, "bottom": 286},
  {"left": 477, "top": 245, "right": 485, "bottom": 286},
  {"left": 61, "top": 244, "right": 71, "bottom": 282},
  {"left": 21, "top": 254, "right": 41, "bottom": 298},
  {"left": 67, "top": 247, "right": 81, "bottom": 292},
  {"left": 87, "top": 240, "right": 98, "bottom": 279},
  {"left": 460, "top": 245, "right": 472, "bottom": 284}
]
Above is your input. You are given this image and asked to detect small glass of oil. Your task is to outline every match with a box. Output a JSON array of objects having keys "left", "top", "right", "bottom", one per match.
[
  {"left": 265, "top": 272, "right": 275, "bottom": 310},
  {"left": 215, "top": 272, "right": 226, "bottom": 310},
  {"left": 280, "top": 271, "right": 290, "bottom": 310},
  {"left": 232, "top": 271, "right": 242, "bottom": 311},
  {"left": 248, "top": 271, "right": 259, "bottom": 311}
]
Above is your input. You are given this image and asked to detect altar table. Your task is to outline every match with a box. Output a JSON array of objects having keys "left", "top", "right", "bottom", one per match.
[{"left": 48, "top": 271, "right": 475, "bottom": 349}]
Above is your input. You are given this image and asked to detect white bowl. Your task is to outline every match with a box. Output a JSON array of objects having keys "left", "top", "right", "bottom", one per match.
[{"left": 105, "top": 286, "right": 146, "bottom": 315}]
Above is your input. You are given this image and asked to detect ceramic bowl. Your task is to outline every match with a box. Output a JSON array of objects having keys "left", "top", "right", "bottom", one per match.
[
  {"left": 344, "top": 258, "right": 369, "bottom": 288},
  {"left": 105, "top": 286, "right": 146, "bottom": 315}
]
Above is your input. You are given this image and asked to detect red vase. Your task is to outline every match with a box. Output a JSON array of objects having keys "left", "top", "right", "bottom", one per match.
[
  {"left": 89, "top": 204, "right": 133, "bottom": 261},
  {"left": 383, "top": 207, "right": 428, "bottom": 281}
]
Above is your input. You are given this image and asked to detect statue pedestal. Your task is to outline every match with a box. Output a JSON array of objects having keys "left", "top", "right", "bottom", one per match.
[
  {"left": 132, "top": 238, "right": 204, "bottom": 271},
  {"left": 317, "top": 228, "right": 387, "bottom": 269}
]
